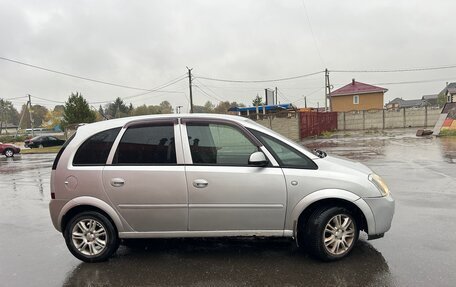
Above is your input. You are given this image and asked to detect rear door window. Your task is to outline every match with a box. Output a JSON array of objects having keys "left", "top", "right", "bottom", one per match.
[
  {"left": 73, "top": 127, "right": 121, "bottom": 166},
  {"left": 113, "top": 124, "right": 176, "bottom": 165}
]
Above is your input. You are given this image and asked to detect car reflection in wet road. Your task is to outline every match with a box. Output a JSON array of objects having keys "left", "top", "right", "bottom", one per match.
[{"left": 1, "top": 130, "right": 455, "bottom": 287}]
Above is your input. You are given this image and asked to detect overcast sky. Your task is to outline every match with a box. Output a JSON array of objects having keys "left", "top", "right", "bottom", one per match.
[{"left": 1, "top": 0, "right": 455, "bottom": 112}]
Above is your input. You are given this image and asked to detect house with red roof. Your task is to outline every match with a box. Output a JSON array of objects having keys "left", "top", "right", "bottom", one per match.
[{"left": 330, "top": 79, "right": 388, "bottom": 112}]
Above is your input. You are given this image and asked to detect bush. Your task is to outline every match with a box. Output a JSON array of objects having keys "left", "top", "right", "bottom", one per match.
[{"left": 0, "top": 135, "right": 27, "bottom": 143}]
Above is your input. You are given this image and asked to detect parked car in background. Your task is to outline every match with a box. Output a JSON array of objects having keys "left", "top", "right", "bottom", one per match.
[
  {"left": 24, "top": 135, "right": 65, "bottom": 148},
  {"left": 50, "top": 114, "right": 395, "bottom": 263},
  {"left": 0, "top": 142, "right": 21, "bottom": 157}
]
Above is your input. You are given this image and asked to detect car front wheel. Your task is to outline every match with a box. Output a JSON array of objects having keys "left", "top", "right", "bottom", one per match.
[
  {"left": 4, "top": 149, "right": 14, "bottom": 157},
  {"left": 64, "top": 211, "right": 119, "bottom": 263},
  {"left": 304, "top": 206, "right": 359, "bottom": 261}
]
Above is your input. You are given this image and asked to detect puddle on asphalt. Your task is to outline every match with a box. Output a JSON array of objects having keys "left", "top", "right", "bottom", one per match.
[{"left": 303, "top": 132, "right": 456, "bottom": 163}]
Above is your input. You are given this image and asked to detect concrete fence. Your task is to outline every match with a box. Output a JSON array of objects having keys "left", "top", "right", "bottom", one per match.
[
  {"left": 249, "top": 112, "right": 301, "bottom": 142},
  {"left": 338, "top": 106, "right": 441, "bottom": 130}
]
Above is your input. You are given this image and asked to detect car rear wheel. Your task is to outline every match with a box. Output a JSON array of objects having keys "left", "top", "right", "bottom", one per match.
[
  {"left": 64, "top": 211, "right": 119, "bottom": 263},
  {"left": 38, "top": 144, "right": 44, "bottom": 148},
  {"left": 4, "top": 149, "right": 14, "bottom": 157},
  {"left": 304, "top": 206, "right": 359, "bottom": 261}
]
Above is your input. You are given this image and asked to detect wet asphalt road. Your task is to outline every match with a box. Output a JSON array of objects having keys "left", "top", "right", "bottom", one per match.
[{"left": 1, "top": 129, "right": 455, "bottom": 286}]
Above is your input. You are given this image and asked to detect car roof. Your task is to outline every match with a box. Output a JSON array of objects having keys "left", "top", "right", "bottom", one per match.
[{"left": 77, "top": 113, "right": 249, "bottom": 133}]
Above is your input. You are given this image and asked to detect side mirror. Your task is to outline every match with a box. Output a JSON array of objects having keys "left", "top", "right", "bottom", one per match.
[{"left": 248, "top": 151, "right": 269, "bottom": 167}]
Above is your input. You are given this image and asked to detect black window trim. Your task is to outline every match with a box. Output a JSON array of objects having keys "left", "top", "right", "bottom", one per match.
[
  {"left": 183, "top": 118, "right": 267, "bottom": 167},
  {"left": 249, "top": 128, "right": 318, "bottom": 170}
]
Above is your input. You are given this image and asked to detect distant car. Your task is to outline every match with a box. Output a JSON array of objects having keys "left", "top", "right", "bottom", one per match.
[
  {"left": 24, "top": 135, "right": 65, "bottom": 148},
  {"left": 0, "top": 142, "right": 21, "bottom": 157}
]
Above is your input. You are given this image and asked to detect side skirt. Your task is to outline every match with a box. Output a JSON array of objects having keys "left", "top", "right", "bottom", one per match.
[{"left": 119, "top": 230, "right": 294, "bottom": 239}]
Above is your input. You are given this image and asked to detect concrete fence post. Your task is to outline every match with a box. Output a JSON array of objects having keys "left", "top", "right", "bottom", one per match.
[
  {"left": 425, "top": 105, "right": 428, "bottom": 127},
  {"left": 362, "top": 110, "right": 366, "bottom": 130},
  {"left": 382, "top": 109, "right": 385, "bottom": 129},
  {"left": 343, "top": 112, "right": 346, "bottom": 130},
  {"left": 403, "top": 108, "right": 406, "bottom": 128}
]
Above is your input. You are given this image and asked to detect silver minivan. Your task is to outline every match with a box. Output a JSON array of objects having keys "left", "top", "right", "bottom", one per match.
[{"left": 49, "top": 114, "right": 394, "bottom": 262}]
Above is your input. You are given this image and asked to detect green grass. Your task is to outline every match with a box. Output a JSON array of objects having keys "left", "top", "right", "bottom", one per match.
[
  {"left": 320, "top": 131, "right": 333, "bottom": 138},
  {"left": 21, "top": 146, "right": 62, "bottom": 154},
  {"left": 439, "top": 129, "right": 456, "bottom": 137}
]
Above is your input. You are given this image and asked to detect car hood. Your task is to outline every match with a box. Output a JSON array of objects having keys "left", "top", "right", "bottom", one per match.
[{"left": 316, "top": 155, "right": 373, "bottom": 175}]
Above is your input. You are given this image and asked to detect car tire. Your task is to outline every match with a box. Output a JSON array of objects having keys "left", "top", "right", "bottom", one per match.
[
  {"left": 64, "top": 211, "right": 119, "bottom": 263},
  {"left": 4, "top": 149, "right": 14, "bottom": 157},
  {"left": 304, "top": 206, "right": 359, "bottom": 261},
  {"left": 38, "top": 144, "right": 44, "bottom": 148}
]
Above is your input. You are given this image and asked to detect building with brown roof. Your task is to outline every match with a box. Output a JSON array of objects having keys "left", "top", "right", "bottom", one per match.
[{"left": 330, "top": 79, "right": 388, "bottom": 112}]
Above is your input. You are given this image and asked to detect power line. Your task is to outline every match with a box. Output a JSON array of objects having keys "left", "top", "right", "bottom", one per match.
[
  {"left": 32, "top": 95, "right": 65, "bottom": 104},
  {"left": 195, "top": 70, "right": 324, "bottom": 83},
  {"left": 300, "top": 0, "right": 325, "bottom": 66},
  {"left": 374, "top": 76, "right": 456, "bottom": 86},
  {"left": 3, "top": 96, "right": 28, "bottom": 101},
  {"left": 90, "top": 76, "right": 188, "bottom": 104},
  {"left": 292, "top": 87, "right": 325, "bottom": 105},
  {"left": 0, "top": 55, "right": 188, "bottom": 92},
  {"left": 331, "top": 64, "right": 456, "bottom": 73},
  {"left": 194, "top": 79, "right": 225, "bottom": 102},
  {"left": 276, "top": 88, "right": 292, "bottom": 103},
  {"left": 194, "top": 85, "right": 222, "bottom": 103},
  {"left": 25, "top": 76, "right": 188, "bottom": 106}
]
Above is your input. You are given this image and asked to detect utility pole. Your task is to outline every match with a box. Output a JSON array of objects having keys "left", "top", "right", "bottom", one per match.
[
  {"left": 324, "top": 69, "right": 332, "bottom": 112},
  {"left": 28, "top": 94, "right": 34, "bottom": 137},
  {"left": 187, "top": 67, "right": 194, "bottom": 113},
  {"left": 275, "top": 87, "right": 278, "bottom": 105},
  {"left": 304, "top": 96, "right": 307, "bottom": 108}
]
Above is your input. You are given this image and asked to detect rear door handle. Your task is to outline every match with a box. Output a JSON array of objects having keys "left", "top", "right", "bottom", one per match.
[
  {"left": 193, "top": 179, "right": 208, "bottom": 188},
  {"left": 111, "top": 178, "right": 125, "bottom": 187}
]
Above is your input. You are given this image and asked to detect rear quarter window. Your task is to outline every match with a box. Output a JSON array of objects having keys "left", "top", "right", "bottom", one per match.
[{"left": 73, "top": 127, "right": 121, "bottom": 166}]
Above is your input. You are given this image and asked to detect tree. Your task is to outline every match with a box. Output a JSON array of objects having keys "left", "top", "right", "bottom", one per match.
[
  {"left": 252, "top": 95, "right": 264, "bottom": 107},
  {"left": 104, "top": 97, "right": 131, "bottom": 118},
  {"left": 131, "top": 101, "right": 175, "bottom": 116},
  {"left": 0, "top": 99, "right": 20, "bottom": 134},
  {"left": 54, "top": 105, "right": 65, "bottom": 113},
  {"left": 19, "top": 104, "right": 31, "bottom": 129},
  {"left": 437, "top": 91, "right": 447, "bottom": 107},
  {"left": 62, "top": 92, "right": 96, "bottom": 128},
  {"left": 43, "top": 107, "right": 64, "bottom": 130},
  {"left": 159, "top": 101, "right": 173, "bottom": 114},
  {"left": 193, "top": 101, "right": 214, "bottom": 113},
  {"left": 213, "top": 101, "right": 244, "bottom": 114},
  {"left": 31, "top": 104, "right": 49, "bottom": 127}
]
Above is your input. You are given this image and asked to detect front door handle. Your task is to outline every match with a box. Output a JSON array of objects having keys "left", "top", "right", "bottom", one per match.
[
  {"left": 111, "top": 178, "right": 125, "bottom": 187},
  {"left": 193, "top": 179, "right": 208, "bottom": 188}
]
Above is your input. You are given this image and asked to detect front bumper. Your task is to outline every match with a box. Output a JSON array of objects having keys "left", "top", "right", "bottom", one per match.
[{"left": 363, "top": 194, "right": 395, "bottom": 236}]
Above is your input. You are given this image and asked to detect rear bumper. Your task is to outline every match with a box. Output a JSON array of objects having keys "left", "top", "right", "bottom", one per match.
[
  {"left": 49, "top": 199, "right": 68, "bottom": 232},
  {"left": 363, "top": 194, "right": 395, "bottom": 236}
]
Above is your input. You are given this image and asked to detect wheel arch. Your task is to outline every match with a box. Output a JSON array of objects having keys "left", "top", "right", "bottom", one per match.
[
  {"left": 291, "top": 189, "right": 375, "bottom": 238},
  {"left": 59, "top": 196, "right": 126, "bottom": 234}
]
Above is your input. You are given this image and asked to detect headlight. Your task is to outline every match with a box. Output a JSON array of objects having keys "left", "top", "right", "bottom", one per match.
[{"left": 368, "top": 173, "right": 390, "bottom": 197}]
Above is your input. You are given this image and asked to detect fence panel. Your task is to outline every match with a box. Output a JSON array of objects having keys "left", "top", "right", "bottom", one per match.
[{"left": 299, "top": 112, "right": 337, "bottom": 138}]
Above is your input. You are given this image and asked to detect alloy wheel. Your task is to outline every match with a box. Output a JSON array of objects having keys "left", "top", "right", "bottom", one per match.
[
  {"left": 323, "top": 214, "right": 356, "bottom": 255},
  {"left": 71, "top": 219, "right": 108, "bottom": 256}
]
